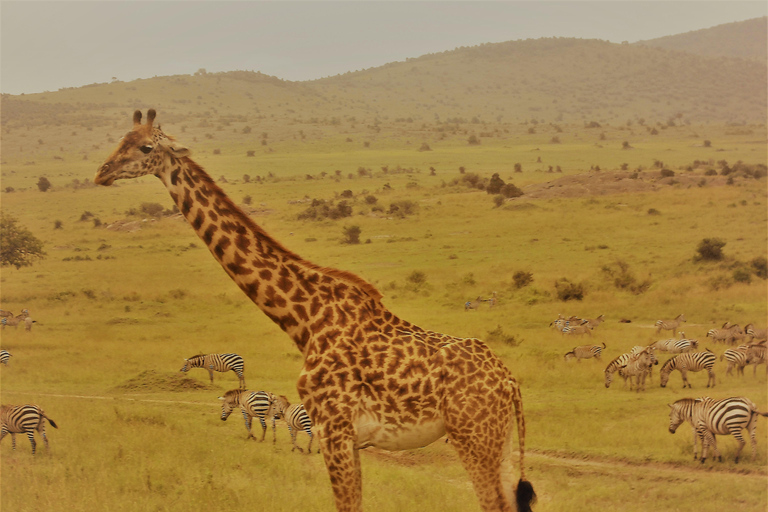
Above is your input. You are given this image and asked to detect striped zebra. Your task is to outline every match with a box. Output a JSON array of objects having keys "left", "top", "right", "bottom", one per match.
[
  {"left": 218, "top": 389, "right": 278, "bottom": 442},
  {"left": 721, "top": 347, "right": 748, "bottom": 377},
  {"left": 180, "top": 353, "right": 245, "bottom": 388},
  {"left": 0, "top": 404, "right": 58, "bottom": 454},
  {"left": 659, "top": 350, "right": 717, "bottom": 388},
  {"left": 604, "top": 353, "right": 634, "bottom": 388},
  {"left": 618, "top": 347, "right": 658, "bottom": 392},
  {"left": 270, "top": 395, "right": 318, "bottom": 453},
  {"left": 1, "top": 317, "right": 22, "bottom": 329},
  {"left": 744, "top": 324, "right": 767, "bottom": 343},
  {"left": 692, "top": 396, "right": 768, "bottom": 463},
  {"left": 665, "top": 336, "right": 699, "bottom": 354},
  {"left": 564, "top": 343, "right": 605, "bottom": 362},
  {"left": 745, "top": 344, "right": 767, "bottom": 376},
  {"left": 560, "top": 324, "right": 592, "bottom": 336},
  {"left": 0, "top": 350, "right": 11, "bottom": 366},
  {"left": 583, "top": 314, "right": 605, "bottom": 329},
  {"left": 668, "top": 397, "right": 708, "bottom": 460},
  {"left": 655, "top": 314, "right": 686, "bottom": 335},
  {"left": 464, "top": 297, "right": 483, "bottom": 311},
  {"left": 706, "top": 323, "right": 741, "bottom": 345}
]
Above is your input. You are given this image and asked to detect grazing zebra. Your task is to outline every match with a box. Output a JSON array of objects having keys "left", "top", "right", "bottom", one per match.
[
  {"left": 180, "top": 353, "right": 245, "bottom": 388},
  {"left": 270, "top": 395, "right": 318, "bottom": 453},
  {"left": 692, "top": 396, "right": 768, "bottom": 463},
  {"left": 16, "top": 309, "right": 30, "bottom": 319},
  {"left": 744, "top": 324, "right": 767, "bottom": 343},
  {"left": 604, "top": 353, "right": 634, "bottom": 388},
  {"left": 668, "top": 397, "right": 709, "bottom": 460},
  {"left": 721, "top": 347, "right": 749, "bottom": 377},
  {"left": 0, "top": 404, "right": 58, "bottom": 454},
  {"left": 660, "top": 350, "right": 717, "bottom": 388},
  {"left": 618, "top": 347, "right": 658, "bottom": 392},
  {"left": 0, "top": 350, "right": 11, "bottom": 366},
  {"left": 218, "top": 389, "right": 278, "bottom": 442},
  {"left": 24, "top": 317, "right": 36, "bottom": 331},
  {"left": 745, "top": 344, "right": 767, "bottom": 376},
  {"left": 655, "top": 314, "right": 686, "bottom": 335},
  {"left": 564, "top": 343, "right": 605, "bottom": 362},
  {"left": 0, "top": 309, "right": 14, "bottom": 318}
]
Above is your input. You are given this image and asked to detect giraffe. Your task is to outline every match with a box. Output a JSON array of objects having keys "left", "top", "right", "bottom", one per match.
[{"left": 94, "top": 110, "right": 536, "bottom": 512}]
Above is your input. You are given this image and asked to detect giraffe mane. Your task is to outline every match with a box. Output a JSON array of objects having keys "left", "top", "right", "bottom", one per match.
[{"left": 181, "top": 158, "right": 384, "bottom": 303}]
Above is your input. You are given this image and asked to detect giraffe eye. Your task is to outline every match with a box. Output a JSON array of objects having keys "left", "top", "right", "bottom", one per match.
[{"left": 139, "top": 145, "right": 154, "bottom": 154}]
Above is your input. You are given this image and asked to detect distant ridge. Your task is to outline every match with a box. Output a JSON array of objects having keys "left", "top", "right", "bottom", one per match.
[{"left": 635, "top": 17, "right": 767, "bottom": 62}]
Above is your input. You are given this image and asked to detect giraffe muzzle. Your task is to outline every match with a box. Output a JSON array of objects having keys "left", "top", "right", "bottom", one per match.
[{"left": 94, "top": 163, "right": 116, "bottom": 186}]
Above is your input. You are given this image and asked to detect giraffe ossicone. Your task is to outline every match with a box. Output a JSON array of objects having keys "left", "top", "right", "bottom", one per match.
[{"left": 95, "top": 110, "right": 536, "bottom": 512}]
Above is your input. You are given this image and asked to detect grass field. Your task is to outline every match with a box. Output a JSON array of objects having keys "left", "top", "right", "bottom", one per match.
[{"left": 1, "top": 117, "right": 766, "bottom": 511}]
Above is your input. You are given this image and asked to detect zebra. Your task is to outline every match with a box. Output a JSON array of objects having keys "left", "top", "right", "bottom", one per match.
[
  {"left": 745, "top": 344, "right": 767, "bottom": 376},
  {"left": 665, "top": 336, "right": 699, "bottom": 354},
  {"left": 618, "top": 347, "right": 658, "bottom": 391},
  {"left": 218, "top": 389, "right": 278, "bottom": 442},
  {"left": 0, "top": 309, "right": 14, "bottom": 318},
  {"left": 691, "top": 396, "right": 768, "bottom": 463},
  {"left": 655, "top": 314, "right": 686, "bottom": 335},
  {"left": 270, "top": 395, "right": 318, "bottom": 453},
  {"left": 706, "top": 323, "right": 741, "bottom": 345},
  {"left": 564, "top": 343, "right": 605, "bottom": 362},
  {"left": 583, "top": 314, "right": 605, "bottom": 329},
  {"left": 659, "top": 350, "right": 717, "bottom": 388},
  {"left": 0, "top": 350, "right": 11, "bottom": 366},
  {"left": 464, "top": 297, "right": 483, "bottom": 311},
  {"left": 721, "top": 347, "right": 749, "bottom": 377},
  {"left": 604, "top": 353, "right": 634, "bottom": 388},
  {"left": 24, "top": 317, "right": 36, "bottom": 331},
  {"left": 16, "top": 309, "right": 30, "bottom": 319},
  {"left": 744, "top": 324, "right": 767, "bottom": 343},
  {"left": 668, "top": 397, "right": 709, "bottom": 460},
  {"left": 0, "top": 404, "right": 58, "bottom": 454},
  {"left": 180, "top": 353, "right": 245, "bottom": 388},
  {"left": 560, "top": 324, "right": 593, "bottom": 336},
  {"left": 1, "top": 317, "right": 22, "bottom": 329}
]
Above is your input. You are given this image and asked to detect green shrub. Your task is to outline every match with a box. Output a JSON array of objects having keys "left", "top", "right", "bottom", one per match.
[
  {"left": 555, "top": 278, "right": 584, "bottom": 301},
  {"left": 750, "top": 256, "right": 767, "bottom": 279},
  {"left": 513, "top": 271, "right": 533, "bottom": 289},
  {"left": 341, "top": 225, "right": 361, "bottom": 245},
  {"left": 695, "top": 238, "right": 726, "bottom": 261}
]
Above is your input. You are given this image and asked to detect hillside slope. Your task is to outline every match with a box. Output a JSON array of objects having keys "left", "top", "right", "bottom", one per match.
[{"left": 635, "top": 17, "right": 767, "bottom": 62}]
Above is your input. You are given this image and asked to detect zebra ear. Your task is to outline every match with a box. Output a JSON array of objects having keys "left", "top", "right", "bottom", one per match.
[
  {"left": 217, "top": 397, "right": 225, "bottom": 401},
  {"left": 667, "top": 404, "right": 672, "bottom": 408}
]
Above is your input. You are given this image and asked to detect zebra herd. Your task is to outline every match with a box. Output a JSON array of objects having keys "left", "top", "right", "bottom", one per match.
[
  {"left": 557, "top": 312, "right": 768, "bottom": 463},
  {"left": 0, "top": 308, "right": 35, "bottom": 331}
]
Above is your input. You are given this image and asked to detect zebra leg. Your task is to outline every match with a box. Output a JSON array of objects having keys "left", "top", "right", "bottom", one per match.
[
  {"left": 26, "top": 431, "right": 37, "bottom": 454},
  {"left": 258, "top": 417, "right": 268, "bottom": 442},
  {"left": 289, "top": 425, "right": 303, "bottom": 453},
  {"left": 680, "top": 369, "right": 690, "bottom": 388},
  {"left": 730, "top": 429, "right": 746, "bottom": 463},
  {"left": 241, "top": 410, "right": 254, "bottom": 439},
  {"left": 305, "top": 428, "right": 314, "bottom": 454},
  {"left": 707, "top": 369, "right": 715, "bottom": 388},
  {"left": 271, "top": 416, "right": 277, "bottom": 444},
  {"left": 207, "top": 368, "right": 214, "bottom": 384}
]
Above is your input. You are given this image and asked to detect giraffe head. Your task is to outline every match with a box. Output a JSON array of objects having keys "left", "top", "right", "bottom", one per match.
[{"left": 95, "top": 109, "right": 190, "bottom": 186}]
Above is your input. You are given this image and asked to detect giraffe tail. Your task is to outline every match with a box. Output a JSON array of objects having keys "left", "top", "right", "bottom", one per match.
[{"left": 510, "top": 378, "right": 536, "bottom": 511}]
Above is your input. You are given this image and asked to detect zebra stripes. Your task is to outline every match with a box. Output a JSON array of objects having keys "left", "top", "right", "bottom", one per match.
[
  {"left": 604, "top": 353, "right": 633, "bottom": 388},
  {"left": 655, "top": 314, "right": 686, "bottom": 335},
  {"left": 181, "top": 353, "right": 245, "bottom": 388},
  {"left": 691, "top": 396, "right": 768, "bottom": 463},
  {"left": 270, "top": 395, "right": 318, "bottom": 453},
  {"left": 0, "top": 350, "right": 11, "bottom": 366},
  {"left": 706, "top": 323, "right": 742, "bottom": 345},
  {"left": 664, "top": 337, "right": 699, "bottom": 354},
  {"left": 668, "top": 397, "right": 705, "bottom": 460},
  {"left": 564, "top": 343, "right": 605, "bottom": 362},
  {"left": 721, "top": 348, "right": 748, "bottom": 377},
  {"left": 618, "top": 347, "right": 658, "bottom": 391},
  {"left": 745, "top": 344, "right": 767, "bottom": 376},
  {"left": 744, "top": 324, "right": 767, "bottom": 343},
  {"left": 0, "top": 404, "right": 58, "bottom": 454},
  {"left": 660, "top": 351, "right": 716, "bottom": 388},
  {"left": 218, "top": 389, "right": 278, "bottom": 442}
]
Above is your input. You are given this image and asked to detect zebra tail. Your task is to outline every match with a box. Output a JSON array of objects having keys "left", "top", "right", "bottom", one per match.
[
  {"left": 602, "top": 342, "right": 606, "bottom": 349},
  {"left": 46, "top": 416, "right": 58, "bottom": 429}
]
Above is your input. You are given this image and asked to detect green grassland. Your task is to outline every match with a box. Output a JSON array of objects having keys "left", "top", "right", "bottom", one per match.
[
  {"left": 1, "top": 115, "right": 766, "bottom": 511},
  {"left": 1, "top": 33, "right": 767, "bottom": 511}
]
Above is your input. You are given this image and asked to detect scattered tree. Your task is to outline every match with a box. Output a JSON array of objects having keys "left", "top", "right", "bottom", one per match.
[
  {"left": 341, "top": 225, "right": 361, "bottom": 245},
  {"left": 695, "top": 238, "right": 726, "bottom": 261},
  {"left": 0, "top": 214, "right": 46, "bottom": 269},
  {"left": 37, "top": 176, "right": 52, "bottom": 192}
]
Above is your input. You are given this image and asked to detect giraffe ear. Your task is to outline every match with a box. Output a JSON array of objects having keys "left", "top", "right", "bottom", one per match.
[{"left": 161, "top": 139, "right": 191, "bottom": 157}]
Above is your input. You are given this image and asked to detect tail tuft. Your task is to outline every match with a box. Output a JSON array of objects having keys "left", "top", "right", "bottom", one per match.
[
  {"left": 48, "top": 418, "right": 58, "bottom": 429},
  {"left": 516, "top": 479, "right": 536, "bottom": 512}
]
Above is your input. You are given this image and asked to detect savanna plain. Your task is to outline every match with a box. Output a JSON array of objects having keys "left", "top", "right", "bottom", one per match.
[{"left": 2, "top": 34, "right": 768, "bottom": 512}]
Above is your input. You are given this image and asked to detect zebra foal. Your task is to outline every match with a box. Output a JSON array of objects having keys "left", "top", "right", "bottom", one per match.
[
  {"left": 270, "top": 395, "right": 319, "bottom": 453},
  {"left": 218, "top": 389, "right": 279, "bottom": 442},
  {"left": 660, "top": 350, "right": 716, "bottom": 388},
  {"left": 1, "top": 404, "right": 58, "bottom": 454},
  {"left": 564, "top": 343, "right": 605, "bottom": 362},
  {"left": 692, "top": 396, "right": 768, "bottom": 463},
  {"left": 180, "top": 353, "right": 246, "bottom": 388},
  {"left": 668, "top": 397, "right": 707, "bottom": 460},
  {"left": 618, "top": 347, "right": 657, "bottom": 392}
]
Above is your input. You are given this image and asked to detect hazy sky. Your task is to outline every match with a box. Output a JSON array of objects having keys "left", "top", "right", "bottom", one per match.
[{"left": 1, "top": 1, "right": 765, "bottom": 95}]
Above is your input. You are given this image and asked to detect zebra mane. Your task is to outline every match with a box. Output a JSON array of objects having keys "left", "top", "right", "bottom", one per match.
[
  {"left": 187, "top": 353, "right": 206, "bottom": 360},
  {"left": 222, "top": 388, "right": 245, "bottom": 398}
]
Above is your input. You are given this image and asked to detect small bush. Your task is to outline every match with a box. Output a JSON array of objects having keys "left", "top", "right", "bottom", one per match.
[
  {"left": 37, "top": 176, "right": 52, "bottom": 192},
  {"left": 750, "top": 256, "right": 767, "bottom": 279},
  {"left": 660, "top": 169, "right": 675, "bottom": 178},
  {"left": 647, "top": 208, "right": 661, "bottom": 215},
  {"left": 555, "top": 278, "right": 584, "bottom": 301},
  {"left": 486, "top": 325, "right": 522, "bottom": 347},
  {"left": 732, "top": 267, "right": 752, "bottom": 284},
  {"left": 141, "top": 202, "right": 165, "bottom": 217},
  {"left": 341, "top": 225, "right": 361, "bottom": 245},
  {"left": 695, "top": 238, "right": 726, "bottom": 261},
  {"left": 406, "top": 271, "right": 427, "bottom": 286},
  {"left": 54, "top": 220, "right": 63, "bottom": 229},
  {"left": 513, "top": 271, "right": 533, "bottom": 289}
]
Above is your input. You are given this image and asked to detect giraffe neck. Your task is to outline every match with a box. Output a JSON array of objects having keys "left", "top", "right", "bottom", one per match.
[{"left": 157, "top": 155, "right": 390, "bottom": 353}]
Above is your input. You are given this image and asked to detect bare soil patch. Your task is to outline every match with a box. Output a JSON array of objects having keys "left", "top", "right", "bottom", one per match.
[{"left": 112, "top": 370, "right": 216, "bottom": 393}]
